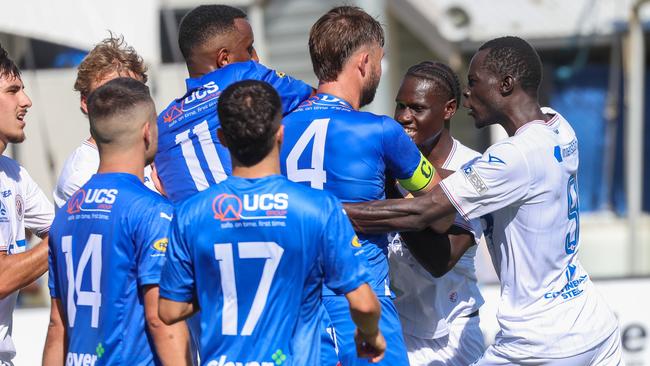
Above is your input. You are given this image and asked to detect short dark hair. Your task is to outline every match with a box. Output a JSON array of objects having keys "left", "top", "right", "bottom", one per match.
[
  {"left": 0, "top": 45, "right": 21, "bottom": 80},
  {"left": 87, "top": 77, "right": 153, "bottom": 143},
  {"left": 309, "top": 6, "right": 384, "bottom": 82},
  {"left": 178, "top": 5, "right": 247, "bottom": 60},
  {"left": 478, "top": 36, "right": 542, "bottom": 95},
  {"left": 406, "top": 61, "right": 461, "bottom": 103},
  {"left": 217, "top": 80, "right": 282, "bottom": 166}
]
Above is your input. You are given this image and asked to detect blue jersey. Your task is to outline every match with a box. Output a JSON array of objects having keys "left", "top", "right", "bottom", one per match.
[
  {"left": 280, "top": 94, "right": 432, "bottom": 296},
  {"left": 48, "top": 173, "right": 173, "bottom": 365},
  {"left": 155, "top": 61, "right": 312, "bottom": 203},
  {"left": 159, "top": 175, "right": 369, "bottom": 366}
]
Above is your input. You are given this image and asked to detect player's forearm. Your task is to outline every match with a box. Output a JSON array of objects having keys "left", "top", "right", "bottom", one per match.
[
  {"left": 0, "top": 234, "right": 48, "bottom": 299},
  {"left": 145, "top": 287, "right": 192, "bottom": 365},
  {"left": 399, "top": 229, "right": 452, "bottom": 277},
  {"left": 345, "top": 284, "right": 381, "bottom": 336},
  {"left": 42, "top": 300, "right": 66, "bottom": 366},
  {"left": 344, "top": 187, "right": 456, "bottom": 234}
]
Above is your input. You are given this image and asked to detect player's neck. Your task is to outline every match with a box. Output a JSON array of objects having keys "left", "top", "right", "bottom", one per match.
[
  {"left": 500, "top": 98, "right": 548, "bottom": 136},
  {"left": 317, "top": 82, "right": 361, "bottom": 110},
  {"left": 231, "top": 154, "right": 281, "bottom": 179},
  {"left": 97, "top": 149, "right": 146, "bottom": 182},
  {"left": 422, "top": 128, "right": 454, "bottom": 167}
]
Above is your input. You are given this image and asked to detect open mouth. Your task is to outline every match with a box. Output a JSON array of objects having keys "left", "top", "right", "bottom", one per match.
[{"left": 16, "top": 111, "right": 27, "bottom": 124}]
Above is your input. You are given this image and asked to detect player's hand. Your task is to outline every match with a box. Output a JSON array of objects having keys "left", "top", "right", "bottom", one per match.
[{"left": 354, "top": 328, "right": 386, "bottom": 363}]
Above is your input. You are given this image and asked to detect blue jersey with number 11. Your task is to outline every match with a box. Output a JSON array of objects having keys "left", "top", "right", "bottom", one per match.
[
  {"left": 48, "top": 173, "right": 173, "bottom": 365},
  {"left": 159, "top": 175, "right": 369, "bottom": 365},
  {"left": 155, "top": 61, "right": 312, "bottom": 203}
]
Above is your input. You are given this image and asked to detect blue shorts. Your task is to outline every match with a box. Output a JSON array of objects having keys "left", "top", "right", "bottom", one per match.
[{"left": 322, "top": 295, "right": 409, "bottom": 366}]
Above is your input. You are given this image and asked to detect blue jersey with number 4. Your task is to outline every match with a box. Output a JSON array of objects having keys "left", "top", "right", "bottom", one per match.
[
  {"left": 159, "top": 175, "right": 369, "bottom": 366},
  {"left": 48, "top": 173, "right": 173, "bottom": 366},
  {"left": 280, "top": 94, "right": 431, "bottom": 296},
  {"left": 155, "top": 61, "right": 312, "bottom": 203}
]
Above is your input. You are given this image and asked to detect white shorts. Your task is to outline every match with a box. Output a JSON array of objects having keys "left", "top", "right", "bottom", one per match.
[
  {"left": 404, "top": 314, "right": 485, "bottom": 366},
  {"left": 471, "top": 327, "right": 623, "bottom": 366}
]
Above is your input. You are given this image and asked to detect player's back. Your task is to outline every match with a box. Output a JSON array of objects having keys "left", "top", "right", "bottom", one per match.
[
  {"left": 165, "top": 175, "right": 365, "bottom": 365},
  {"left": 281, "top": 93, "right": 424, "bottom": 296},
  {"left": 49, "top": 173, "right": 171, "bottom": 365},
  {"left": 155, "top": 61, "right": 311, "bottom": 203}
]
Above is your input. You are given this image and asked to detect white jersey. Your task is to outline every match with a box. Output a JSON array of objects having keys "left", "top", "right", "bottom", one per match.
[
  {"left": 440, "top": 108, "right": 618, "bottom": 358},
  {"left": 389, "top": 138, "right": 484, "bottom": 340},
  {"left": 53, "top": 140, "right": 159, "bottom": 207},
  {"left": 0, "top": 155, "right": 54, "bottom": 360}
]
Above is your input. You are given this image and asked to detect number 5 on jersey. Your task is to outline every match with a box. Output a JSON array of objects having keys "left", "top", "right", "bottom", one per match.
[{"left": 286, "top": 118, "right": 330, "bottom": 189}]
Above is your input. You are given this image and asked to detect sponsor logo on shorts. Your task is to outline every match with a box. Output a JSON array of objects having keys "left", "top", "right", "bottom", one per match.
[{"left": 463, "top": 165, "right": 488, "bottom": 194}]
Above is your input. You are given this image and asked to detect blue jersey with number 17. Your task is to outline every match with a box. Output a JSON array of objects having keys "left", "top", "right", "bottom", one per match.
[
  {"left": 155, "top": 61, "right": 312, "bottom": 203},
  {"left": 280, "top": 94, "right": 433, "bottom": 296},
  {"left": 48, "top": 173, "right": 173, "bottom": 365},
  {"left": 159, "top": 175, "right": 370, "bottom": 366}
]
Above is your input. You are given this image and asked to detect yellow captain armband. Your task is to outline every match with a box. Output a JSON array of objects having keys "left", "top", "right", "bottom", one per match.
[{"left": 398, "top": 153, "right": 436, "bottom": 193}]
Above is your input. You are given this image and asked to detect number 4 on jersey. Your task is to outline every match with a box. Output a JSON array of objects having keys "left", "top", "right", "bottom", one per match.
[{"left": 286, "top": 118, "right": 330, "bottom": 189}]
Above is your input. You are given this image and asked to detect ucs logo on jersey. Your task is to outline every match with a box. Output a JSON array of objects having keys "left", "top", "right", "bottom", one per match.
[
  {"left": 162, "top": 81, "right": 221, "bottom": 124},
  {"left": 67, "top": 189, "right": 119, "bottom": 214},
  {"left": 213, "top": 193, "right": 289, "bottom": 221}
]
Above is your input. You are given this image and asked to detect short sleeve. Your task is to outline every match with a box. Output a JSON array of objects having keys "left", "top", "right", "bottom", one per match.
[
  {"left": 247, "top": 62, "right": 312, "bottom": 115},
  {"left": 133, "top": 200, "right": 174, "bottom": 287},
  {"left": 21, "top": 167, "right": 54, "bottom": 236},
  {"left": 440, "top": 142, "right": 531, "bottom": 221},
  {"left": 48, "top": 235, "right": 59, "bottom": 298},
  {"left": 320, "top": 197, "right": 371, "bottom": 294},
  {"left": 158, "top": 214, "right": 195, "bottom": 302},
  {"left": 381, "top": 117, "right": 433, "bottom": 192}
]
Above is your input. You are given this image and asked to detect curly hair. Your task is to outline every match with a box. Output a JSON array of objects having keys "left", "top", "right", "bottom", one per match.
[
  {"left": 0, "top": 45, "right": 20, "bottom": 80},
  {"left": 217, "top": 80, "right": 282, "bottom": 166},
  {"left": 74, "top": 34, "right": 148, "bottom": 99}
]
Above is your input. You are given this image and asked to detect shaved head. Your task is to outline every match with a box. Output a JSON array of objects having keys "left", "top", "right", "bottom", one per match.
[{"left": 87, "top": 77, "right": 157, "bottom": 162}]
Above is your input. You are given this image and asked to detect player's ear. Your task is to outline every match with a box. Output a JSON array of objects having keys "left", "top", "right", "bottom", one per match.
[
  {"left": 443, "top": 99, "right": 457, "bottom": 120},
  {"left": 216, "top": 48, "right": 230, "bottom": 68},
  {"left": 217, "top": 128, "right": 229, "bottom": 148},
  {"left": 143, "top": 120, "right": 153, "bottom": 149},
  {"left": 358, "top": 51, "right": 370, "bottom": 78},
  {"left": 275, "top": 124, "right": 284, "bottom": 147},
  {"left": 500, "top": 75, "right": 514, "bottom": 95},
  {"left": 80, "top": 96, "right": 89, "bottom": 115}
]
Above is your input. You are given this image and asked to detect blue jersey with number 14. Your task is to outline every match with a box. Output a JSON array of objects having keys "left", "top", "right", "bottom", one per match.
[
  {"left": 159, "top": 175, "right": 369, "bottom": 366},
  {"left": 155, "top": 61, "right": 312, "bottom": 203},
  {"left": 48, "top": 173, "right": 173, "bottom": 365}
]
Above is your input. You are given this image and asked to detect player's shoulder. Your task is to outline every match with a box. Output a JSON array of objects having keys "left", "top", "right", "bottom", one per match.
[{"left": 0, "top": 154, "right": 22, "bottom": 177}]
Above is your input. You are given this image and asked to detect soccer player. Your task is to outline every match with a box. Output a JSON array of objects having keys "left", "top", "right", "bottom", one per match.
[
  {"left": 53, "top": 35, "right": 160, "bottom": 208},
  {"left": 158, "top": 80, "right": 385, "bottom": 365},
  {"left": 344, "top": 36, "right": 623, "bottom": 365},
  {"left": 0, "top": 45, "right": 54, "bottom": 365},
  {"left": 389, "top": 61, "right": 485, "bottom": 365},
  {"left": 279, "top": 7, "right": 437, "bottom": 365},
  {"left": 155, "top": 5, "right": 313, "bottom": 203},
  {"left": 44, "top": 78, "right": 190, "bottom": 365}
]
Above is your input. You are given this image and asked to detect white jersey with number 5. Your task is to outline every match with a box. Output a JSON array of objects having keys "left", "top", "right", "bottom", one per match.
[{"left": 440, "top": 107, "right": 618, "bottom": 358}]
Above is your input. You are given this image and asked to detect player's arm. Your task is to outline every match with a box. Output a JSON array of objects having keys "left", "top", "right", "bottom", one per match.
[
  {"left": 398, "top": 226, "right": 474, "bottom": 277},
  {"left": 345, "top": 284, "right": 385, "bottom": 363},
  {"left": 158, "top": 298, "right": 196, "bottom": 325},
  {"left": 0, "top": 233, "right": 48, "bottom": 299},
  {"left": 344, "top": 185, "right": 457, "bottom": 234},
  {"left": 143, "top": 285, "right": 192, "bottom": 365},
  {"left": 42, "top": 297, "right": 67, "bottom": 366}
]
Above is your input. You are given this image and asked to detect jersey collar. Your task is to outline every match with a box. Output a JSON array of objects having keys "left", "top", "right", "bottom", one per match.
[{"left": 314, "top": 93, "right": 353, "bottom": 108}]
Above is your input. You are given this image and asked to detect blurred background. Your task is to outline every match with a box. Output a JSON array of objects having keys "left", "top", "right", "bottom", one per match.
[{"left": 2, "top": 0, "right": 649, "bottom": 364}]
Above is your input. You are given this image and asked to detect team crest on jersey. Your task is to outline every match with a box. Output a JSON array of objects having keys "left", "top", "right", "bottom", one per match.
[
  {"left": 67, "top": 188, "right": 118, "bottom": 214},
  {"left": 463, "top": 165, "right": 488, "bottom": 195},
  {"left": 213, "top": 193, "right": 288, "bottom": 226},
  {"left": 15, "top": 194, "right": 23, "bottom": 222}
]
